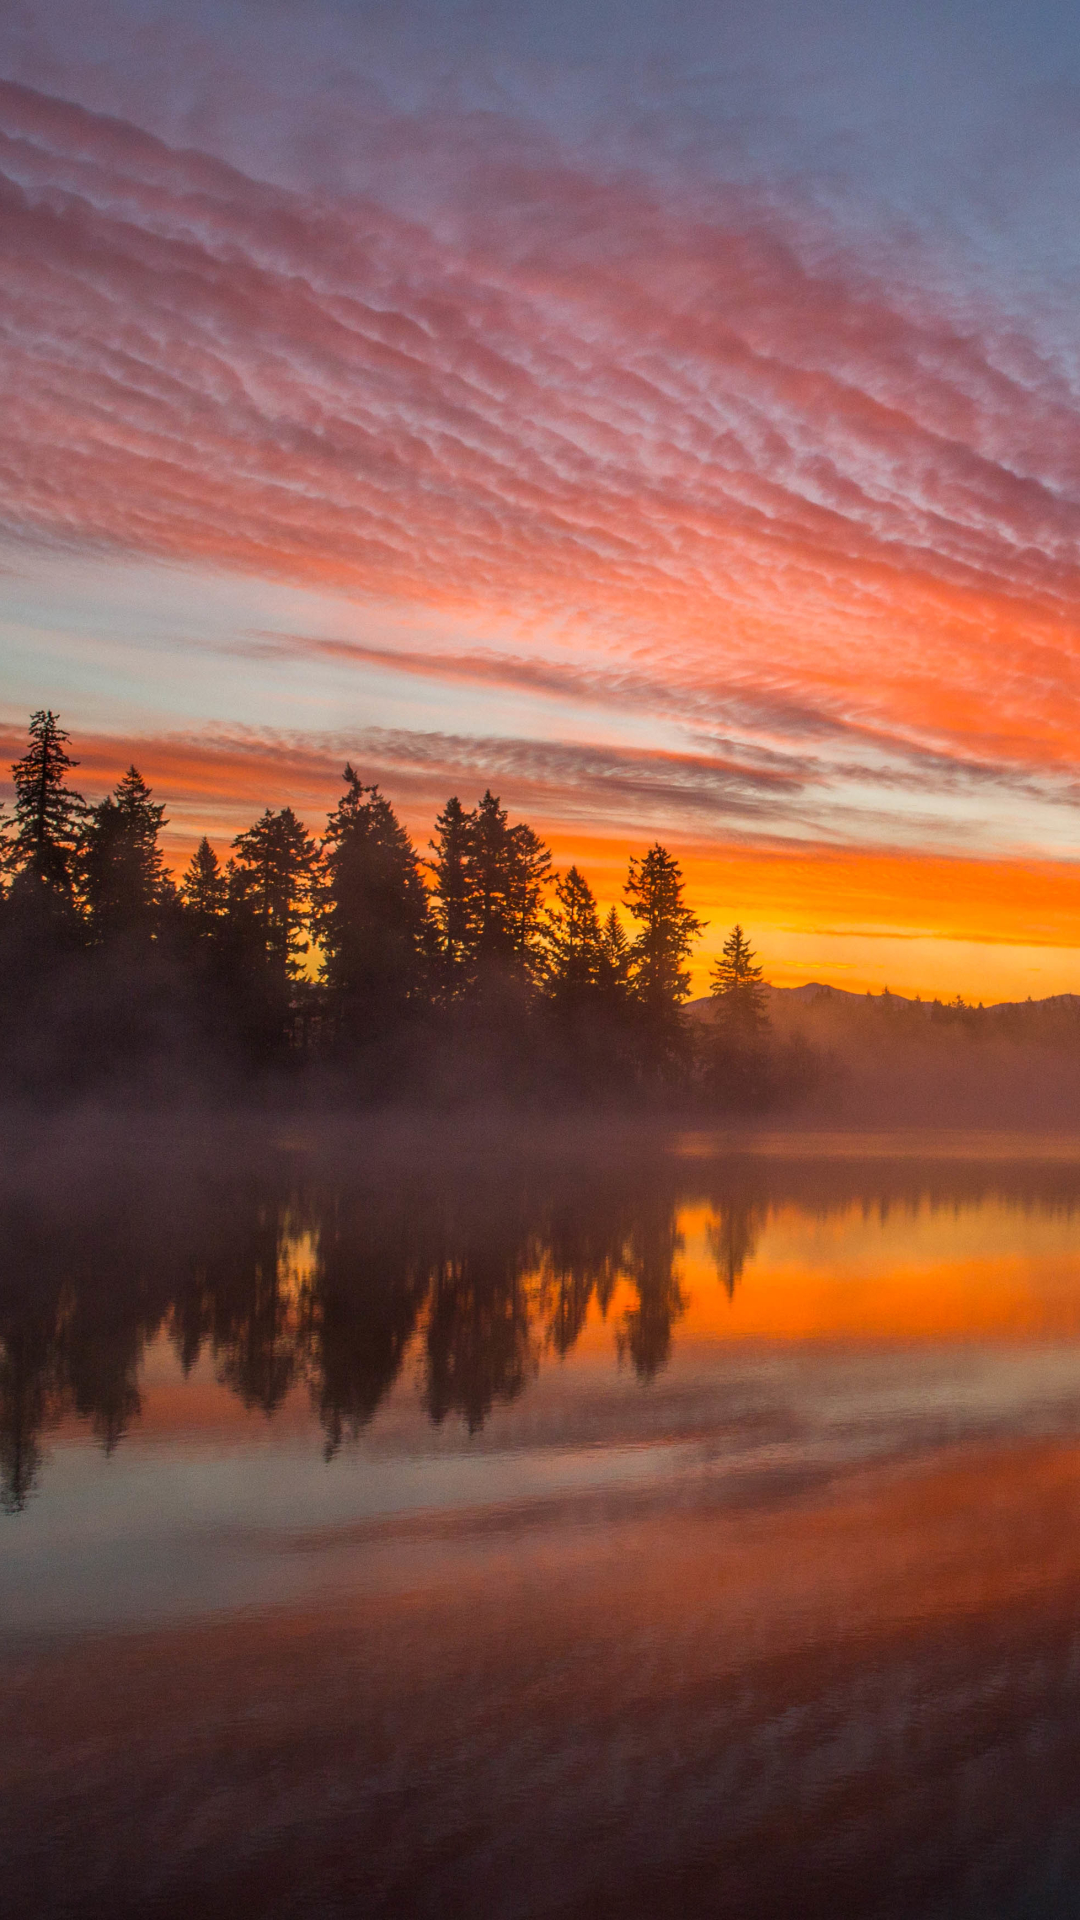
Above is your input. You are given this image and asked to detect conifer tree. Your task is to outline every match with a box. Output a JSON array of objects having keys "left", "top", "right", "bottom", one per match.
[
  {"left": 229, "top": 807, "right": 318, "bottom": 988},
  {"left": 709, "top": 925, "right": 768, "bottom": 1037},
  {"left": 181, "top": 838, "right": 228, "bottom": 939},
  {"left": 543, "top": 866, "right": 604, "bottom": 1006},
  {"left": 81, "top": 766, "right": 169, "bottom": 943},
  {"left": 9, "top": 710, "right": 85, "bottom": 893},
  {"left": 429, "top": 796, "right": 474, "bottom": 992},
  {"left": 465, "top": 790, "right": 517, "bottom": 962},
  {"left": 597, "top": 906, "right": 631, "bottom": 1006},
  {"left": 507, "top": 822, "right": 552, "bottom": 980},
  {"left": 460, "top": 790, "right": 551, "bottom": 983},
  {"left": 705, "top": 925, "right": 771, "bottom": 1108},
  {"left": 624, "top": 843, "right": 703, "bottom": 1026},
  {"left": 316, "top": 765, "right": 432, "bottom": 1025}
]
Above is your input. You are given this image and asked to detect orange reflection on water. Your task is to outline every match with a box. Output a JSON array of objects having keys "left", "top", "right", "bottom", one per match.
[{"left": 674, "top": 1199, "right": 1080, "bottom": 1343}]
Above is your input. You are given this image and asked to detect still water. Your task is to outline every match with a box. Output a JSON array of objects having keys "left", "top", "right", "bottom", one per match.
[{"left": 7, "top": 1123, "right": 1080, "bottom": 1917}]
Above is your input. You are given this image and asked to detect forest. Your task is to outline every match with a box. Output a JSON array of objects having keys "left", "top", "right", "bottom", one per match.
[{"left": 0, "top": 710, "right": 808, "bottom": 1107}]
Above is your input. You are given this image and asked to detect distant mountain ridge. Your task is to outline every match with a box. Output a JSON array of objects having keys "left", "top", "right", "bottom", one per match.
[{"left": 690, "top": 984, "right": 1080, "bottom": 1013}]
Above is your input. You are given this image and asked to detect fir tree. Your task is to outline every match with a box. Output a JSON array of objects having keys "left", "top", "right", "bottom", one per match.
[
  {"left": 597, "top": 906, "right": 631, "bottom": 1006},
  {"left": 461, "top": 790, "right": 551, "bottom": 983},
  {"left": 181, "top": 838, "right": 228, "bottom": 939},
  {"left": 9, "top": 710, "right": 85, "bottom": 893},
  {"left": 709, "top": 925, "right": 768, "bottom": 1038},
  {"left": 507, "top": 822, "right": 552, "bottom": 980},
  {"left": 543, "top": 866, "right": 604, "bottom": 1005},
  {"left": 429, "top": 796, "right": 474, "bottom": 992},
  {"left": 465, "top": 790, "right": 517, "bottom": 962},
  {"left": 624, "top": 844, "right": 703, "bottom": 1027},
  {"left": 705, "top": 925, "right": 771, "bottom": 1108},
  {"left": 316, "top": 765, "right": 432, "bottom": 1025},
  {"left": 80, "top": 766, "right": 169, "bottom": 943},
  {"left": 229, "top": 807, "right": 318, "bottom": 988}
]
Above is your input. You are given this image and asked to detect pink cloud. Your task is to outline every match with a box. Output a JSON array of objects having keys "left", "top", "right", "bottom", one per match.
[{"left": 4, "top": 74, "right": 1080, "bottom": 840}]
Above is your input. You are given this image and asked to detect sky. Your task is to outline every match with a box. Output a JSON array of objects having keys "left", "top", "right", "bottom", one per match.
[{"left": 3, "top": 0, "right": 1080, "bottom": 998}]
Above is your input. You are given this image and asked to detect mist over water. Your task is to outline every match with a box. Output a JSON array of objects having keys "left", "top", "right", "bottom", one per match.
[{"left": 6, "top": 1115, "right": 1080, "bottom": 1916}]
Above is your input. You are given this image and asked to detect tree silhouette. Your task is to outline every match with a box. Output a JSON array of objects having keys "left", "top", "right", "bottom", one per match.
[
  {"left": 624, "top": 843, "right": 703, "bottom": 1072},
  {"left": 0, "top": 708, "right": 800, "bottom": 1102},
  {"left": 316, "top": 767, "right": 432, "bottom": 1033},
  {"left": 506, "top": 822, "right": 552, "bottom": 982},
  {"left": 229, "top": 807, "right": 319, "bottom": 991},
  {"left": 80, "top": 766, "right": 170, "bottom": 944},
  {"left": 706, "top": 925, "right": 772, "bottom": 1107},
  {"left": 597, "top": 906, "right": 632, "bottom": 1006},
  {"left": 710, "top": 925, "right": 768, "bottom": 1036},
  {"left": 543, "top": 865, "right": 604, "bottom": 1007},
  {"left": 181, "top": 838, "right": 228, "bottom": 938},
  {"left": 463, "top": 791, "right": 551, "bottom": 983},
  {"left": 429, "top": 796, "right": 474, "bottom": 995},
  {"left": 9, "top": 710, "right": 85, "bottom": 895}
]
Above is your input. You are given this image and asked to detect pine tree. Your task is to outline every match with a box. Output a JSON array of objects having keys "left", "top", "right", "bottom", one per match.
[
  {"left": 705, "top": 925, "right": 771, "bottom": 1108},
  {"left": 80, "top": 766, "right": 169, "bottom": 943},
  {"left": 315, "top": 765, "right": 432, "bottom": 1025},
  {"left": 506, "top": 822, "right": 552, "bottom": 980},
  {"left": 597, "top": 906, "right": 631, "bottom": 1006},
  {"left": 181, "top": 838, "right": 228, "bottom": 939},
  {"left": 465, "top": 790, "right": 517, "bottom": 963},
  {"left": 624, "top": 844, "right": 703, "bottom": 1027},
  {"left": 543, "top": 866, "right": 603, "bottom": 1005},
  {"left": 9, "top": 710, "right": 85, "bottom": 892},
  {"left": 229, "top": 807, "right": 318, "bottom": 988},
  {"left": 709, "top": 925, "right": 768, "bottom": 1038},
  {"left": 429, "top": 796, "right": 474, "bottom": 992},
  {"left": 460, "top": 791, "right": 551, "bottom": 983}
]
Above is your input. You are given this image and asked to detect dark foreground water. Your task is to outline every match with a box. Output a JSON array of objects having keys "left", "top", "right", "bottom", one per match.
[{"left": 7, "top": 1120, "right": 1080, "bottom": 1918}]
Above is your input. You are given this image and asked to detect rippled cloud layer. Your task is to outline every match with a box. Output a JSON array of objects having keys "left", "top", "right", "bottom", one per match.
[{"left": 2, "top": 1, "right": 1080, "bottom": 991}]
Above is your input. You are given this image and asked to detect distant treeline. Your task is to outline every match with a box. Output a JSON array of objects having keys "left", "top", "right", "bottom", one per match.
[
  {"left": 802, "top": 982, "right": 1080, "bottom": 1040},
  {"left": 0, "top": 711, "right": 814, "bottom": 1106}
]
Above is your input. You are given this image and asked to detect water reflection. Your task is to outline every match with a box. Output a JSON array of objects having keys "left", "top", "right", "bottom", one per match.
[
  {"left": 6, "top": 1133, "right": 1080, "bottom": 1512},
  {"left": 11, "top": 1130, "right": 1080, "bottom": 1919}
]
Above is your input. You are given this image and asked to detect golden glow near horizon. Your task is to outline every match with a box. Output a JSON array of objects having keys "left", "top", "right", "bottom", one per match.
[{"left": 558, "top": 1199, "right": 1080, "bottom": 1352}]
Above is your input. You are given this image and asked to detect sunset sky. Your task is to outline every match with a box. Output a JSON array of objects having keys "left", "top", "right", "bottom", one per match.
[{"left": 4, "top": 0, "right": 1080, "bottom": 998}]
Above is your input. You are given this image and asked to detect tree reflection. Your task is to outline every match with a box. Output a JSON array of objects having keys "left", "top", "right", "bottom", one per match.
[
  {"left": 426, "top": 1247, "right": 537, "bottom": 1432},
  {"left": 66, "top": 1314, "right": 148, "bottom": 1451},
  {"left": 537, "top": 1191, "right": 629, "bottom": 1356},
  {"left": 8, "top": 1139, "right": 1080, "bottom": 1509},
  {"left": 706, "top": 1195, "right": 765, "bottom": 1299},
  {"left": 197, "top": 1203, "right": 308, "bottom": 1415},
  {"left": 618, "top": 1195, "right": 686, "bottom": 1379},
  {"left": 309, "top": 1193, "right": 431, "bottom": 1455},
  {"left": 0, "top": 1315, "right": 60, "bottom": 1512}
]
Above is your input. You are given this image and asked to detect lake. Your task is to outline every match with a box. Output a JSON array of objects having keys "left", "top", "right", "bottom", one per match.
[{"left": 6, "top": 1120, "right": 1080, "bottom": 1917}]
